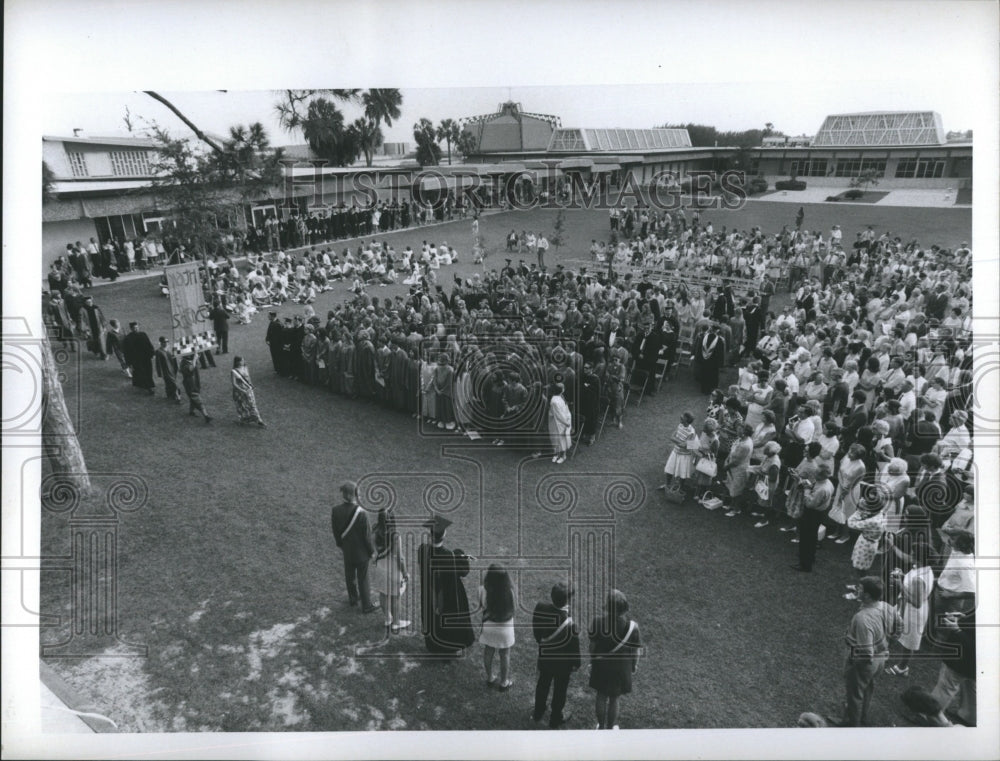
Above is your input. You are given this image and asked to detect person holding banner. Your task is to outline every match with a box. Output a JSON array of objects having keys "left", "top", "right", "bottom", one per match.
[
  {"left": 180, "top": 351, "right": 212, "bottom": 424},
  {"left": 231, "top": 356, "right": 266, "bottom": 427},
  {"left": 330, "top": 481, "right": 378, "bottom": 614}
]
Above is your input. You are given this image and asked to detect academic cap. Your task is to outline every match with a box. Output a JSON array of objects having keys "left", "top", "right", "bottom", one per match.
[{"left": 423, "top": 515, "right": 453, "bottom": 533}]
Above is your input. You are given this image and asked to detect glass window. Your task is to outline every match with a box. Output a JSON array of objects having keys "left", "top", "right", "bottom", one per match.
[
  {"left": 68, "top": 151, "right": 88, "bottom": 178},
  {"left": 109, "top": 150, "right": 152, "bottom": 176}
]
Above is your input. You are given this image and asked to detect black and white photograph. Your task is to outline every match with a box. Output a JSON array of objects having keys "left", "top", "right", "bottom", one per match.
[{"left": 3, "top": 1, "right": 998, "bottom": 759}]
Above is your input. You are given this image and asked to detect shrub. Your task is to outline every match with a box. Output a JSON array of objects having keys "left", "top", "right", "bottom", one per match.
[
  {"left": 826, "top": 196, "right": 840, "bottom": 202},
  {"left": 775, "top": 179, "right": 807, "bottom": 191},
  {"left": 842, "top": 188, "right": 864, "bottom": 200},
  {"left": 749, "top": 177, "right": 768, "bottom": 194}
]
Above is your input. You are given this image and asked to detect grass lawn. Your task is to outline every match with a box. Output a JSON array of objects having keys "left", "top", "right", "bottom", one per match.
[{"left": 40, "top": 201, "right": 971, "bottom": 731}]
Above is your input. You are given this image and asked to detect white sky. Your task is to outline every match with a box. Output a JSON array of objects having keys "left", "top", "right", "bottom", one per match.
[
  {"left": 28, "top": 0, "right": 997, "bottom": 147},
  {"left": 41, "top": 81, "right": 979, "bottom": 148}
]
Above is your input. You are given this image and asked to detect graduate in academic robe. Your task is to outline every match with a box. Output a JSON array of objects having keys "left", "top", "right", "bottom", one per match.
[
  {"left": 264, "top": 312, "right": 283, "bottom": 374},
  {"left": 80, "top": 295, "right": 108, "bottom": 359},
  {"left": 355, "top": 331, "right": 378, "bottom": 400},
  {"left": 389, "top": 342, "right": 410, "bottom": 411},
  {"left": 693, "top": 324, "right": 726, "bottom": 394},
  {"left": 341, "top": 337, "right": 356, "bottom": 398},
  {"left": 418, "top": 515, "right": 475, "bottom": 655},
  {"left": 46, "top": 291, "right": 77, "bottom": 351},
  {"left": 580, "top": 362, "right": 602, "bottom": 445},
  {"left": 375, "top": 337, "right": 393, "bottom": 405},
  {"left": 121, "top": 321, "right": 157, "bottom": 393},
  {"left": 406, "top": 349, "right": 421, "bottom": 415},
  {"left": 154, "top": 337, "right": 182, "bottom": 403},
  {"left": 328, "top": 334, "right": 344, "bottom": 394}
]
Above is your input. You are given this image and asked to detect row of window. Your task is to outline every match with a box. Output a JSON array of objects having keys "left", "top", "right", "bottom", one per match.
[
  {"left": 895, "top": 158, "right": 945, "bottom": 179},
  {"left": 65, "top": 150, "right": 153, "bottom": 178},
  {"left": 833, "top": 159, "right": 886, "bottom": 178},
  {"left": 784, "top": 157, "right": 949, "bottom": 179}
]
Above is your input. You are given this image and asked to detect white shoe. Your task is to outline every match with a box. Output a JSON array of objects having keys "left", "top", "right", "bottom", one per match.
[
  {"left": 552, "top": 456, "right": 560, "bottom": 463},
  {"left": 556, "top": 456, "right": 566, "bottom": 464}
]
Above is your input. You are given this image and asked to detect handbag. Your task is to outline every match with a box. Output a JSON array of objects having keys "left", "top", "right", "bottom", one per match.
[
  {"left": 699, "top": 490, "right": 724, "bottom": 510},
  {"left": 663, "top": 481, "right": 686, "bottom": 504},
  {"left": 754, "top": 477, "right": 770, "bottom": 502},
  {"left": 695, "top": 457, "right": 718, "bottom": 478}
]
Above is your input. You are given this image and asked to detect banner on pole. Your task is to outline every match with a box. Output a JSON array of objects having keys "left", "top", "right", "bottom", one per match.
[{"left": 164, "top": 263, "right": 216, "bottom": 355}]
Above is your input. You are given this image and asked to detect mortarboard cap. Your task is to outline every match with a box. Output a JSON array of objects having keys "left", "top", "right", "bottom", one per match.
[{"left": 423, "top": 515, "right": 453, "bottom": 534}]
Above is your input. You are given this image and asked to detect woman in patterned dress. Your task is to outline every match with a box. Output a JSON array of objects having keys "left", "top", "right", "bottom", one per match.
[{"left": 231, "top": 356, "right": 266, "bottom": 427}]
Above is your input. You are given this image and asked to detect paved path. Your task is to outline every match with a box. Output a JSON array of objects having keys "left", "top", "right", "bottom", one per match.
[{"left": 751, "top": 186, "right": 967, "bottom": 208}]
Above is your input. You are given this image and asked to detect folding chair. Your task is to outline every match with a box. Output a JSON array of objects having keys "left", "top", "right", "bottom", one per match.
[
  {"left": 627, "top": 368, "right": 650, "bottom": 406},
  {"left": 570, "top": 418, "right": 587, "bottom": 459},
  {"left": 655, "top": 353, "right": 671, "bottom": 392}
]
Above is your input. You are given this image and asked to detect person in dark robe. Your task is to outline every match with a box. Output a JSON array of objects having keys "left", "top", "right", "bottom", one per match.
[
  {"left": 580, "top": 362, "right": 602, "bottom": 445},
  {"left": 80, "top": 295, "right": 108, "bottom": 359},
  {"left": 121, "top": 321, "right": 156, "bottom": 394},
  {"left": 154, "top": 337, "right": 182, "bottom": 403},
  {"left": 287, "top": 316, "right": 305, "bottom": 380},
  {"left": 341, "top": 335, "right": 357, "bottom": 398},
  {"left": 692, "top": 323, "right": 726, "bottom": 394},
  {"left": 405, "top": 348, "right": 421, "bottom": 415},
  {"left": 418, "top": 515, "right": 475, "bottom": 656},
  {"left": 485, "top": 366, "right": 508, "bottom": 445},
  {"left": 328, "top": 334, "right": 345, "bottom": 394},
  {"left": 743, "top": 297, "right": 763, "bottom": 358},
  {"left": 45, "top": 291, "right": 77, "bottom": 351},
  {"left": 375, "top": 335, "right": 393, "bottom": 405},
  {"left": 354, "top": 331, "right": 377, "bottom": 400},
  {"left": 265, "top": 312, "right": 283, "bottom": 374},
  {"left": 68, "top": 247, "right": 93, "bottom": 288},
  {"left": 389, "top": 341, "right": 410, "bottom": 411}
]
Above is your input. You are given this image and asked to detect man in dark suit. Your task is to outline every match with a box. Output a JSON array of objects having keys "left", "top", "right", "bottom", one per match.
[
  {"left": 180, "top": 351, "right": 211, "bottom": 423},
  {"left": 330, "top": 481, "right": 377, "bottom": 613},
  {"left": 630, "top": 323, "right": 662, "bottom": 396},
  {"left": 154, "top": 337, "right": 182, "bottom": 404},
  {"left": 210, "top": 298, "right": 231, "bottom": 355},
  {"left": 840, "top": 390, "right": 870, "bottom": 450},
  {"left": 532, "top": 582, "right": 581, "bottom": 729}
]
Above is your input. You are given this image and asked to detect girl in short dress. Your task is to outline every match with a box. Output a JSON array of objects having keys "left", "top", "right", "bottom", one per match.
[
  {"left": 370, "top": 504, "right": 410, "bottom": 634},
  {"left": 661, "top": 412, "right": 697, "bottom": 490},
  {"left": 589, "top": 589, "right": 641, "bottom": 730},
  {"left": 479, "top": 564, "right": 515, "bottom": 690}
]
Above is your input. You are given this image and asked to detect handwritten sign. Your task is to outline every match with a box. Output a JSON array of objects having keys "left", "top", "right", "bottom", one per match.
[{"left": 164, "top": 263, "right": 216, "bottom": 355}]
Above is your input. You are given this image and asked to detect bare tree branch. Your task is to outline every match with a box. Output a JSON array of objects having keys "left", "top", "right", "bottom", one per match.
[{"left": 143, "top": 91, "right": 224, "bottom": 154}]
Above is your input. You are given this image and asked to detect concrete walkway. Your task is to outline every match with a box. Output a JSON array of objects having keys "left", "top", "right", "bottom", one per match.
[{"left": 751, "top": 187, "right": 968, "bottom": 208}]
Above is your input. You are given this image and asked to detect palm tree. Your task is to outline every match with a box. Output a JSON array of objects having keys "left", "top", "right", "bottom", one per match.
[
  {"left": 436, "top": 119, "right": 461, "bottom": 165},
  {"left": 413, "top": 118, "right": 441, "bottom": 167},
  {"left": 275, "top": 89, "right": 362, "bottom": 132},
  {"left": 301, "top": 98, "right": 360, "bottom": 166},
  {"left": 352, "top": 117, "right": 383, "bottom": 167},
  {"left": 362, "top": 89, "right": 403, "bottom": 130}
]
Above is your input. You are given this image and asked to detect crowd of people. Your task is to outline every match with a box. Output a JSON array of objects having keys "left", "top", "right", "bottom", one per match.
[{"left": 43, "top": 200, "right": 979, "bottom": 729}]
